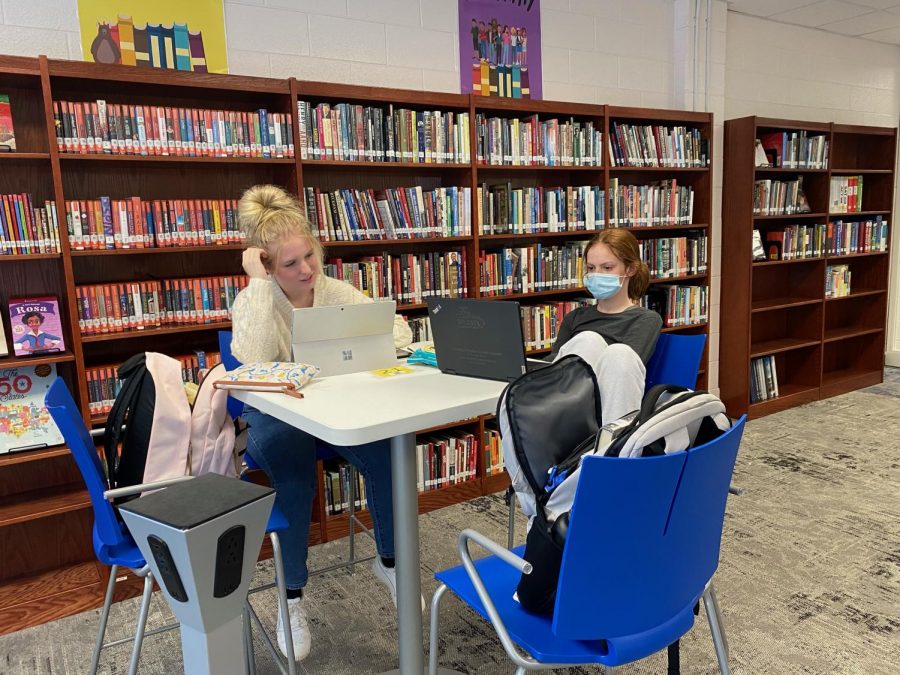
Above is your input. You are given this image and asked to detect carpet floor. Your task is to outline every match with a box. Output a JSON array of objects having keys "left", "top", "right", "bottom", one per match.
[{"left": 1, "top": 369, "right": 897, "bottom": 674}]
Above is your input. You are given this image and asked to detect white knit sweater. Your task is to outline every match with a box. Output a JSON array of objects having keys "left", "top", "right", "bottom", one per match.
[{"left": 231, "top": 274, "right": 413, "bottom": 364}]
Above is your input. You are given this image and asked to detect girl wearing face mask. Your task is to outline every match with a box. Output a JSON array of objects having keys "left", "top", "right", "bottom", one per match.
[
  {"left": 547, "top": 229, "right": 662, "bottom": 422},
  {"left": 230, "top": 185, "right": 414, "bottom": 663}
]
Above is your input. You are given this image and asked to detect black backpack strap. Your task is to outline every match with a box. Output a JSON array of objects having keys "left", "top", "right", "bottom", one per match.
[{"left": 104, "top": 353, "right": 147, "bottom": 489}]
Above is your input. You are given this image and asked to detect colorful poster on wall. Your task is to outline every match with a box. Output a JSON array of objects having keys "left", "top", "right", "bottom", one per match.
[
  {"left": 77, "top": 0, "right": 227, "bottom": 73},
  {"left": 458, "top": 0, "right": 542, "bottom": 100}
]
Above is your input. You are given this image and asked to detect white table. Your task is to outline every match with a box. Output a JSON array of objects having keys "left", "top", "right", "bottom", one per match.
[{"left": 234, "top": 365, "right": 508, "bottom": 674}]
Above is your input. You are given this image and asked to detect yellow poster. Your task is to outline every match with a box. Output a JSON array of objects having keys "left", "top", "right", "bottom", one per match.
[{"left": 77, "top": 0, "right": 227, "bottom": 74}]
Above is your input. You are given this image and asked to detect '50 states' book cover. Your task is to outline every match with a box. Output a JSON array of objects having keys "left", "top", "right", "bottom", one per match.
[{"left": 0, "top": 363, "right": 65, "bottom": 454}]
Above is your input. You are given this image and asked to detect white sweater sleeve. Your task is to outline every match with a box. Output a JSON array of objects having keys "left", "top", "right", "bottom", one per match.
[{"left": 231, "top": 278, "right": 284, "bottom": 364}]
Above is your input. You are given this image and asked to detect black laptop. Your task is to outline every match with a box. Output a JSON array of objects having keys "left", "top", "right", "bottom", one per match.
[{"left": 426, "top": 297, "right": 550, "bottom": 383}]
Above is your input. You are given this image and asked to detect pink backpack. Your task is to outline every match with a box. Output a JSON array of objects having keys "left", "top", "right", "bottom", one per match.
[{"left": 104, "top": 352, "right": 237, "bottom": 495}]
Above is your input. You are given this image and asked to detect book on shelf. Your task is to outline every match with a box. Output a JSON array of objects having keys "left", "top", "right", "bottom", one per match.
[
  {"left": 325, "top": 249, "right": 467, "bottom": 304},
  {"left": 475, "top": 114, "right": 602, "bottom": 166},
  {"left": 416, "top": 431, "right": 478, "bottom": 492},
  {"left": 750, "top": 355, "right": 779, "bottom": 403},
  {"left": 752, "top": 229, "right": 767, "bottom": 261},
  {"left": 303, "top": 185, "right": 471, "bottom": 242},
  {"left": 758, "top": 131, "right": 828, "bottom": 169},
  {"left": 298, "top": 101, "right": 470, "bottom": 164},
  {"left": 829, "top": 176, "right": 864, "bottom": 214},
  {"left": 520, "top": 300, "right": 592, "bottom": 351},
  {"left": 752, "top": 177, "right": 811, "bottom": 216},
  {"left": 0, "top": 195, "right": 62, "bottom": 255},
  {"left": 754, "top": 139, "right": 770, "bottom": 168},
  {"left": 608, "top": 123, "right": 707, "bottom": 168},
  {"left": 0, "top": 94, "right": 14, "bottom": 152},
  {"left": 483, "top": 427, "right": 505, "bottom": 477},
  {"left": 639, "top": 235, "right": 708, "bottom": 278},
  {"left": 323, "top": 459, "right": 366, "bottom": 515},
  {"left": 478, "top": 241, "right": 588, "bottom": 296},
  {"left": 76, "top": 276, "right": 247, "bottom": 336},
  {"left": 826, "top": 217, "right": 888, "bottom": 256},
  {"left": 761, "top": 223, "right": 826, "bottom": 261},
  {"left": 0, "top": 363, "right": 65, "bottom": 454},
  {"left": 65, "top": 197, "right": 244, "bottom": 250},
  {"left": 825, "top": 264, "right": 851, "bottom": 298},
  {"left": 53, "top": 100, "right": 293, "bottom": 158},
  {"left": 477, "top": 183, "right": 605, "bottom": 234},
  {"left": 0, "top": 315, "right": 8, "bottom": 357},
  {"left": 608, "top": 178, "right": 694, "bottom": 227},
  {"left": 642, "top": 285, "right": 708, "bottom": 327},
  {"left": 7, "top": 297, "right": 66, "bottom": 357}
]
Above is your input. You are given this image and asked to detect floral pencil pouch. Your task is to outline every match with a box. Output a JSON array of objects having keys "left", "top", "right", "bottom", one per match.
[{"left": 221, "top": 362, "right": 321, "bottom": 390}]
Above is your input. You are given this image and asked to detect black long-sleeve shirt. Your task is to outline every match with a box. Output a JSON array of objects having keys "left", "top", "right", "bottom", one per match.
[{"left": 549, "top": 305, "right": 663, "bottom": 363}]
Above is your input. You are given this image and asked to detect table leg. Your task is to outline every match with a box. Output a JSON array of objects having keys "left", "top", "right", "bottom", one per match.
[{"left": 380, "top": 432, "right": 466, "bottom": 675}]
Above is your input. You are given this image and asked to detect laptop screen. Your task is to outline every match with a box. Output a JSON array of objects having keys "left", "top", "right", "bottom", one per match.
[{"left": 426, "top": 298, "right": 529, "bottom": 382}]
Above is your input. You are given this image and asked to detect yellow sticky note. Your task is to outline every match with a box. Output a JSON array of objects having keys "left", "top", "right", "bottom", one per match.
[{"left": 372, "top": 366, "right": 414, "bottom": 377}]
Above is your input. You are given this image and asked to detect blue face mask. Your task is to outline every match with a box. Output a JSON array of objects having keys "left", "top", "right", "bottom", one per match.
[{"left": 584, "top": 273, "right": 624, "bottom": 300}]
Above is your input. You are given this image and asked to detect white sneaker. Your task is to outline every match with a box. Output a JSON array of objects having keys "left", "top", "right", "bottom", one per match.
[
  {"left": 276, "top": 596, "right": 311, "bottom": 662},
  {"left": 371, "top": 558, "right": 426, "bottom": 612}
]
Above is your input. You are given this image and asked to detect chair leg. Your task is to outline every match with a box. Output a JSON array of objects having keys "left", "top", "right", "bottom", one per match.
[
  {"left": 270, "top": 532, "right": 297, "bottom": 675},
  {"left": 348, "top": 466, "right": 357, "bottom": 572},
  {"left": 90, "top": 564, "right": 119, "bottom": 675},
  {"left": 507, "top": 494, "right": 516, "bottom": 550},
  {"left": 243, "top": 601, "right": 257, "bottom": 675},
  {"left": 428, "top": 584, "right": 448, "bottom": 675},
  {"left": 127, "top": 571, "right": 154, "bottom": 675},
  {"left": 703, "top": 585, "right": 731, "bottom": 675}
]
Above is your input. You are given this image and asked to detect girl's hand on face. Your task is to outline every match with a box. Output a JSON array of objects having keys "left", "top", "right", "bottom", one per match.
[{"left": 242, "top": 247, "right": 270, "bottom": 280}]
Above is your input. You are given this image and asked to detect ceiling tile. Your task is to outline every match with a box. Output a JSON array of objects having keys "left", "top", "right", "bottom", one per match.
[
  {"left": 821, "top": 9, "right": 900, "bottom": 33},
  {"left": 770, "top": 0, "right": 871, "bottom": 27}
]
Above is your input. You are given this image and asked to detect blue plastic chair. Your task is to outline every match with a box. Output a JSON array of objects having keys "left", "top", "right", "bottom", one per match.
[
  {"left": 218, "top": 331, "right": 374, "bottom": 575},
  {"left": 505, "top": 332, "right": 709, "bottom": 548},
  {"left": 644, "top": 332, "right": 707, "bottom": 392},
  {"left": 45, "top": 378, "right": 297, "bottom": 675},
  {"left": 430, "top": 416, "right": 746, "bottom": 675}
]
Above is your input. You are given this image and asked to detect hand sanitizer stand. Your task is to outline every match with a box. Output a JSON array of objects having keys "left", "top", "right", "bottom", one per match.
[{"left": 119, "top": 473, "right": 274, "bottom": 675}]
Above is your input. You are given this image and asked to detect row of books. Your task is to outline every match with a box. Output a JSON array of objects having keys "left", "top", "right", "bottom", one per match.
[
  {"left": 642, "top": 285, "right": 708, "bottom": 327},
  {"left": 749, "top": 355, "right": 780, "bottom": 403},
  {"left": 478, "top": 242, "right": 588, "bottom": 296},
  {"left": 475, "top": 114, "right": 603, "bottom": 166},
  {"left": 297, "top": 101, "right": 470, "bottom": 164},
  {"left": 323, "top": 460, "right": 366, "bottom": 514},
  {"left": 639, "top": 236, "right": 708, "bottom": 278},
  {"left": 476, "top": 184, "right": 605, "bottom": 234},
  {"left": 521, "top": 300, "right": 592, "bottom": 351},
  {"left": 54, "top": 100, "right": 294, "bottom": 158},
  {"left": 608, "top": 123, "right": 709, "bottom": 168},
  {"left": 407, "top": 316, "right": 432, "bottom": 343},
  {"left": 760, "top": 217, "right": 888, "bottom": 261},
  {"left": 416, "top": 431, "right": 479, "bottom": 492},
  {"left": 608, "top": 178, "right": 695, "bottom": 227},
  {"left": 825, "top": 264, "right": 851, "bottom": 298},
  {"left": 483, "top": 428, "right": 505, "bottom": 477},
  {"left": 757, "top": 131, "right": 828, "bottom": 169},
  {"left": 0, "top": 195, "right": 62, "bottom": 255},
  {"left": 324, "top": 250, "right": 468, "bottom": 304},
  {"left": 86, "top": 351, "right": 221, "bottom": 416},
  {"left": 302, "top": 186, "right": 471, "bottom": 242},
  {"left": 65, "top": 198, "right": 245, "bottom": 250},
  {"left": 829, "top": 176, "right": 864, "bottom": 214},
  {"left": 75, "top": 276, "right": 248, "bottom": 335},
  {"left": 752, "top": 178, "right": 811, "bottom": 216}
]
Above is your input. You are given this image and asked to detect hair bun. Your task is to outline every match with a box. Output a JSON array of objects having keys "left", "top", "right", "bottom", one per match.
[{"left": 238, "top": 184, "right": 299, "bottom": 237}]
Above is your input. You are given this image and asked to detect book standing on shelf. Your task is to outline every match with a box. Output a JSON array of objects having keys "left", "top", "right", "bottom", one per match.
[
  {"left": 0, "top": 315, "right": 8, "bottom": 357},
  {"left": 479, "top": 242, "right": 587, "bottom": 296},
  {"left": 758, "top": 131, "right": 828, "bottom": 169},
  {"left": 0, "top": 363, "right": 65, "bottom": 454},
  {"left": 0, "top": 94, "right": 14, "bottom": 151},
  {"left": 477, "top": 183, "right": 605, "bottom": 234},
  {"left": 825, "top": 264, "right": 851, "bottom": 298},
  {"left": 608, "top": 178, "right": 694, "bottom": 227},
  {"left": 476, "top": 114, "right": 602, "bottom": 166},
  {"left": 749, "top": 355, "right": 779, "bottom": 403},
  {"left": 54, "top": 100, "right": 294, "bottom": 158},
  {"left": 829, "top": 175, "right": 864, "bottom": 213},
  {"left": 0, "top": 195, "right": 62, "bottom": 255},
  {"left": 7, "top": 297, "right": 65, "bottom": 357},
  {"left": 608, "top": 123, "right": 708, "bottom": 167}
]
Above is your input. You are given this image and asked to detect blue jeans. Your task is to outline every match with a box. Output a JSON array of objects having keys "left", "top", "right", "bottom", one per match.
[{"left": 243, "top": 405, "right": 396, "bottom": 591}]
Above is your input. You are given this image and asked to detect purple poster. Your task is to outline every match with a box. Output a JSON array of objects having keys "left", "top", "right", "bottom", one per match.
[
  {"left": 8, "top": 297, "right": 66, "bottom": 357},
  {"left": 458, "top": 0, "right": 542, "bottom": 100}
]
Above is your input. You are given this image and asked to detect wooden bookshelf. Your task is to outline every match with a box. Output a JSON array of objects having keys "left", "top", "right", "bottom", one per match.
[
  {"left": 0, "top": 56, "right": 713, "bottom": 634},
  {"left": 720, "top": 116, "right": 896, "bottom": 418}
]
